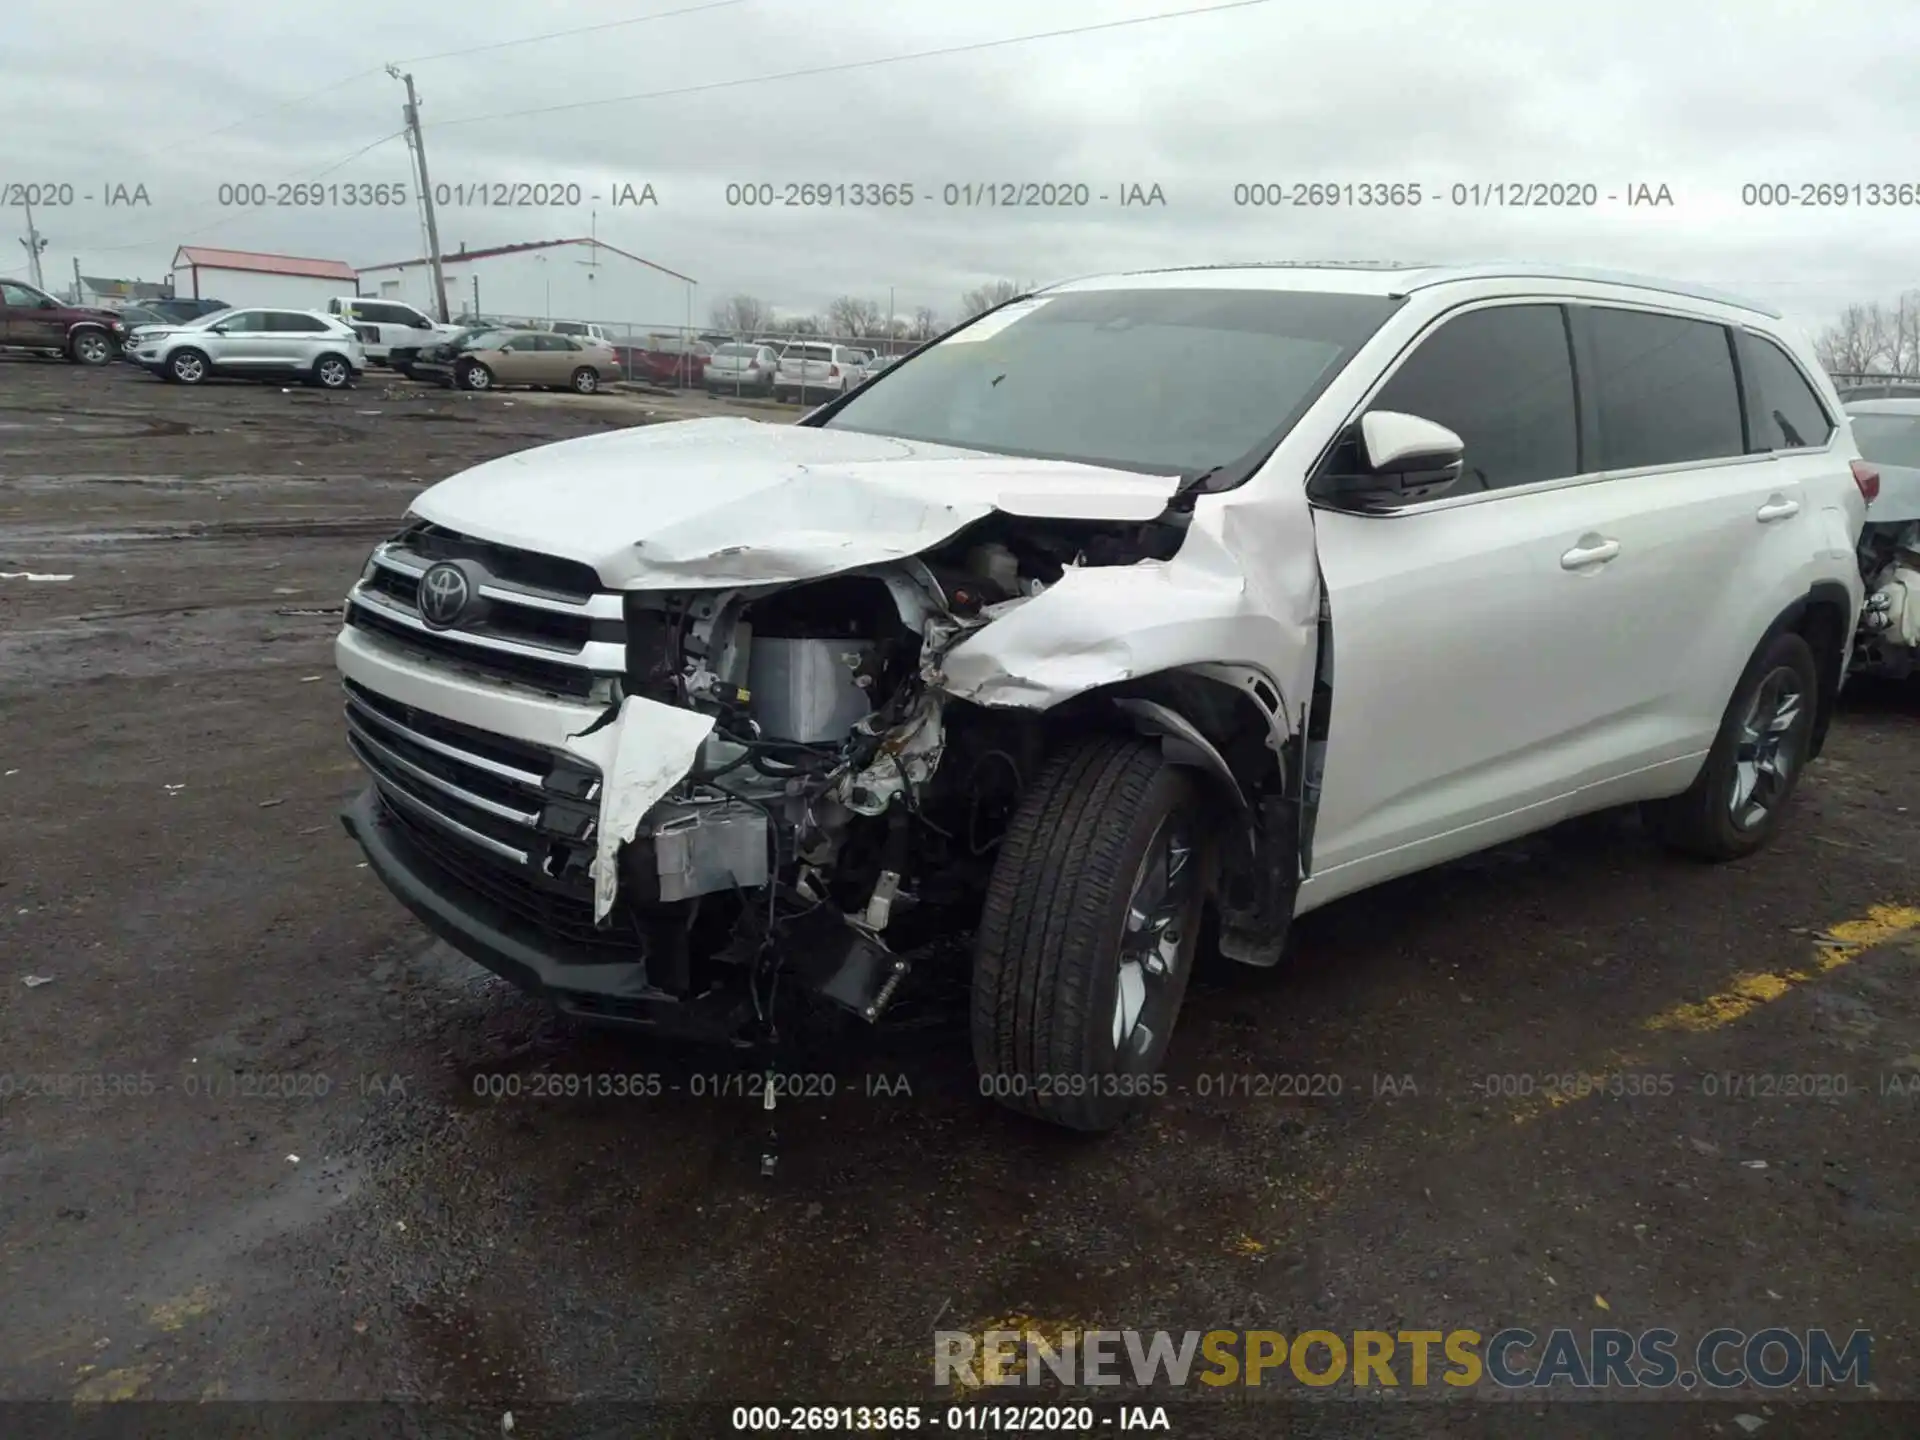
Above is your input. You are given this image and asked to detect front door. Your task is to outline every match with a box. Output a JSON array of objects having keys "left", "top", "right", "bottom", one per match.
[
  {"left": 1306, "top": 301, "right": 1693, "bottom": 895},
  {"left": 204, "top": 311, "right": 278, "bottom": 370},
  {"left": 1, "top": 281, "right": 62, "bottom": 347}
]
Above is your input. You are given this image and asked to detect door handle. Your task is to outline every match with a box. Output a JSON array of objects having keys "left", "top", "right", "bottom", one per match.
[
  {"left": 1755, "top": 496, "right": 1800, "bottom": 523},
  {"left": 1560, "top": 537, "right": 1620, "bottom": 570}
]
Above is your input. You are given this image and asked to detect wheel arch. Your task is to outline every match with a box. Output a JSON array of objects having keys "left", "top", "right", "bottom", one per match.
[{"left": 1770, "top": 580, "right": 1853, "bottom": 761}]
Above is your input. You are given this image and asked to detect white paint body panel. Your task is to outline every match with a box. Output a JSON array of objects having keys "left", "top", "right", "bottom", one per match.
[
  {"left": 369, "top": 264, "right": 1867, "bottom": 924},
  {"left": 409, "top": 417, "right": 1182, "bottom": 589}
]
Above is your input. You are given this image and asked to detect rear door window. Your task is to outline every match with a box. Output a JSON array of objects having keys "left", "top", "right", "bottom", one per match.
[
  {"left": 1584, "top": 307, "right": 1745, "bottom": 469},
  {"left": 1740, "top": 334, "right": 1834, "bottom": 450},
  {"left": 268, "top": 312, "right": 328, "bottom": 333},
  {"left": 1368, "top": 304, "right": 1581, "bottom": 492}
]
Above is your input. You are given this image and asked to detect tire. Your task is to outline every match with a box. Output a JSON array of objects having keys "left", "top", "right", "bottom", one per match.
[
  {"left": 972, "top": 735, "right": 1204, "bottom": 1132},
  {"left": 1654, "top": 629, "right": 1820, "bottom": 861},
  {"left": 571, "top": 367, "right": 599, "bottom": 394},
  {"left": 167, "top": 348, "right": 209, "bottom": 385},
  {"left": 458, "top": 360, "right": 493, "bottom": 391},
  {"left": 311, "top": 354, "right": 352, "bottom": 390},
  {"left": 68, "top": 329, "right": 114, "bottom": 366}
]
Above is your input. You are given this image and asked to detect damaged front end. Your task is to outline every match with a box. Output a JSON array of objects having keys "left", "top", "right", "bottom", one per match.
[
  {"left": 340, "top": 500, "right": 1307, "bottom": 1043},
  {"left": 570, "top": 514, "right": 1214, "bottom": 1037}
]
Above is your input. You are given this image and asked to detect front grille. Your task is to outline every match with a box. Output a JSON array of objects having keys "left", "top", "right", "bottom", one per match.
[
  {"left": 344, "top": 680, "right": 611, "bottom": 934},
  {"left": 379, "top": 791, "right": 635, "bottom": 956},
  {"left": 343, "top": 523, "right": 626, "bottom": 699}
]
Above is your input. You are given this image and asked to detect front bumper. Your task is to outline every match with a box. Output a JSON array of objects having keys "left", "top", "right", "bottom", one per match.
[{"left": 342, "top": 787, "right": 750, "bottom": 1036}]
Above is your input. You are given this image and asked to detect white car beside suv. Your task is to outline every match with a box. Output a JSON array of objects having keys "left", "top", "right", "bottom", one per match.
[
  {"left": 128, "top": 307, "right": 365, "bottom": 388},
  {"left": 773, "top": 341, "right": 867, "bottom": 402},
  {"left": 334, "top": 262, "right": 1867, "bottom": 1131},
  {"left": 325, "top": 296, "right": 464, "bottom": 366}
]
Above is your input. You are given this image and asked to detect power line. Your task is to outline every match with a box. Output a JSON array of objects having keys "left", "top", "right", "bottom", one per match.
[
  {"left": 396, "top": 0, "right": 751, "bottom": 64},
  {"left": 428, "top": 0, "right": 1276, "bottom": 129},
  {"left": 125, "top": 68, "right": 388, "bottom": 161},
  {"left": 69, "top": 129, "right": 409, "bottom": 257}
]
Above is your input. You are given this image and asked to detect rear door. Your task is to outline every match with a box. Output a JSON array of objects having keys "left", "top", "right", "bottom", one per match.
[
  {"left": 1306, "top": 300, "right": 1755, "bottom": 887},
  {"left": 533, "top": 332, "right": 576, "bottom": 382},
  {"left": 1, "top": 281, "right": 62, "bottom": 346},
  {"left": 269, "top": 310, "right": 333, "bottom": 368}
]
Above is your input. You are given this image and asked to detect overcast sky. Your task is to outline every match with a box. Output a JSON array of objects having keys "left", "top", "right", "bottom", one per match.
[{"left": 6, "top": 0, "right": 1919, "bottom": 335}]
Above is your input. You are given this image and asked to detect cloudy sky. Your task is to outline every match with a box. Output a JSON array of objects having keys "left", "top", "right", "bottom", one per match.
[{"left": 7, "top": 0, "right": 1919, "bottom": 335}]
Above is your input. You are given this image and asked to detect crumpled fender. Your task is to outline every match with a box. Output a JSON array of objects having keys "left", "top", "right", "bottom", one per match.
[{"left": 933, "top": 500, "right": 1317, "bottom": 714}]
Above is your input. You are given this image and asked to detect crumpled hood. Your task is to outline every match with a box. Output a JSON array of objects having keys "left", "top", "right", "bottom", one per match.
[{"left": 408, "top": 416, "right": 1181, "bottom": 589}]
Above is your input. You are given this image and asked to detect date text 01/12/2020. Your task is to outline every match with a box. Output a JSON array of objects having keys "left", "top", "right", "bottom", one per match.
[
  {"left": 721, "top": 182, "right": 1167, "bottom": 208},
  {"left": 1229, "top": 181, "right": 1674, "bottom": 207}
]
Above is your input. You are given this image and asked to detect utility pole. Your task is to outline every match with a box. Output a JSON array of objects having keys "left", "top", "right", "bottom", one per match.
[
  {"left": 18, "top": 199, "right": 48, "bottom": 291},
  {"left": 388, "top": 65, "right": 450, "bottom": 323},
  {"left": 72, "top": 256, "right": 82, "bottom": 304}
]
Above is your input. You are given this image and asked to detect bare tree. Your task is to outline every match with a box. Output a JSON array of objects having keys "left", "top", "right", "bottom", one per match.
[
  {"left": 711, "top": 294, "right": 772, "bottom": 338},
  {"left": 826, "top": 295, "right": 887, "bottom": 338},
  {"left": 1816, "top": 303, "right": 1891, "bottom": 376},
  {"left": 907, "top": 305, "right": 941, "bottom": 340},
  {"left": 958, "top": 279, "right": 1028, "bottom": 320}
]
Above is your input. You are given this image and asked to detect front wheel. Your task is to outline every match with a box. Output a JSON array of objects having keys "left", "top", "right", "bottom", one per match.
[
  {"left": 167, "top": 348, "right": 209, "bottom": 385},
  {"left": 69, "top": 329, "right": 114, "bottom": 366},
  {"left": 571, "top": 366, "right": 599, "bottom": 394},
  {"left": 1653, "top": 629, "right": 1820, "bottom": 860},
  {"left": 971, "top": 735, "right": 1204, "bottom": 1131},
  {"left": 458, "top": 360, "right": 493, "bottom": 391}
]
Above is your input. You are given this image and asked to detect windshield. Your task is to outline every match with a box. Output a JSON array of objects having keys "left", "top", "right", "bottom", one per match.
[
  {"left": 464, "top": 330, "right": 514, "bottom": 350},
  {"left": 1850, "top": 412, "right": 1920, "bottom": 468},
  {"left": 819, "top": 287, "right": 1398, "bottom": 475}
]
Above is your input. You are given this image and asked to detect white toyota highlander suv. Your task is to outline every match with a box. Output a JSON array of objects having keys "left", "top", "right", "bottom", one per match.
[{"left": 334, "top": 262, "right": 1869, "bottom": 1131}]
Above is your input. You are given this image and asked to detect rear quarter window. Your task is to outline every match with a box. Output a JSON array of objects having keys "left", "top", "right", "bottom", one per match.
[{"left": 1740, "top": 334, "right": 1835, "bottom": 450}]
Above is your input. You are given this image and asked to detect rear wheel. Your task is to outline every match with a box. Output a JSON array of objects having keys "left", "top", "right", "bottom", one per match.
[
  {"left": 1654, "top": 629, "right": 1819, "bottom": 860},
  {"left": 68, "top": 329, "right": 114, "bottom": 366},
  {"left": 972, "top": 735, "right": 1204, "bottom": 1132},
  {"left": 167, "top": 348, "right": 209, "bottom": 385},
  {"left": 311, "top": 354, "right": 352, "bottom": 390},
  {"left": 458, "top": 360, "right": 493, "bottom": 391},
  {"left": 571, "top": 366, "right": 599, "bottom": 394}
]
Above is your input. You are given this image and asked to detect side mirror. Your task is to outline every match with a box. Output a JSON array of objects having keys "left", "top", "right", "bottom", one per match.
[
  {"left": 1312, "top": 410, "right": 1465, "bottom": 506},
  {"left": 39, "top": 297, "right": 59, "bottom": 309},
  {"left": 414, "top": 317, "right": 433, "bottom": 329}
]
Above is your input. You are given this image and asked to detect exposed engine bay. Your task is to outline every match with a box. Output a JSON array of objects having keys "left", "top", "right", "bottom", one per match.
[{"left": 592, "top": 513, "right": 1223, "bottom": 1033}]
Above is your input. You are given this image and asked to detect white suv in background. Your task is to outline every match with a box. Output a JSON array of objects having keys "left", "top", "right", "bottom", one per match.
[
  {"left": 325, "top": 296, "right": 463, "bottom": 364},
  {"left": 549, "top": 320, "right": 614, "bottom": 349},
  {"left": 334, "top": 263, "right": 1867, "bottom": 1132},
  {"left": 773, "top": 341, "right": 866, "bottom": 402},
  {"left": 128, "top": 307, "right": 364, "bottom": 388}
]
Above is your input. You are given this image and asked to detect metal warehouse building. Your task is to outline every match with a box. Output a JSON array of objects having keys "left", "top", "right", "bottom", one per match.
[
  {"left": 169, "top": 247, "right": 358, "bottom": 309},
  {"left": 355, "top": 237, "right": 696, "bottom": 332}
]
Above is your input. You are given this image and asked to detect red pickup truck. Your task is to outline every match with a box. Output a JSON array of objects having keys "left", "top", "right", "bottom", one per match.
[{"left": 0, "top": 279, "right": 126, "bottom": 365}]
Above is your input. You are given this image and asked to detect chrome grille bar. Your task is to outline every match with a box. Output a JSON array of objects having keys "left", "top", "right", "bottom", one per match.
[{"left": 345, "top": 719, "right": 542, "bottom": 827}]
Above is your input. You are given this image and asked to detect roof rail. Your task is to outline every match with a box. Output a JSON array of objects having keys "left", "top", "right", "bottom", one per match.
[{"left": 1391, "top": 264, "right": 1781, "bottom": 318}]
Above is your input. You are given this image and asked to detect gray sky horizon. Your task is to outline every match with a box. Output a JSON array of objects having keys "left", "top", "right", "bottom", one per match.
[{"left": 7, "top": 0, "right": 1919, "bottom": 337}]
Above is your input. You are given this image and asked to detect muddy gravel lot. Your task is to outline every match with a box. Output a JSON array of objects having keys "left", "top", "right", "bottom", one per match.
[{"left": 2, "top": 354, "right": 1918, "bottom": 1438}]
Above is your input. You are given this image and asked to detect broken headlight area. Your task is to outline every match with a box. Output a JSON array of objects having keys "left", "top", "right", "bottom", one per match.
[{"left": 595, "top": 515, "right": 1179, "bottom": 1035}]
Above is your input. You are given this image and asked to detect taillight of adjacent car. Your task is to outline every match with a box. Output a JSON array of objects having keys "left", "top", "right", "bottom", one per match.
[{"left": 1851, "top": 459, "right": 1880, "bottom": 504}]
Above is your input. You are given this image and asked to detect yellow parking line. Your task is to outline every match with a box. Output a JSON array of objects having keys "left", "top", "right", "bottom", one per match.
[{"left": 1642, "top": 904, "right": 1920, "bottom": 1034}]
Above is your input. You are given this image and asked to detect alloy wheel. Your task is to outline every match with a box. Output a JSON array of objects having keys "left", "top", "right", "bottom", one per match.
[
  {"left": 1112, "top": 816, "right": 1196, "bottom": 1060},
  {"left": 1729, "top": 665, "right": 1807, "bottom": 831}
]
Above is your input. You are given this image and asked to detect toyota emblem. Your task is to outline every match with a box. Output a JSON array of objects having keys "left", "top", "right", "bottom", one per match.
[{"left": 417, "top": 562, "right": 472, "bottom": 629}]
